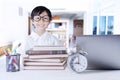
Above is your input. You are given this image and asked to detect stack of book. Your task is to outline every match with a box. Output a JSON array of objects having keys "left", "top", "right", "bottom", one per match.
[{"left": 22, "top": 46, "right": 68, "bottom": 70}]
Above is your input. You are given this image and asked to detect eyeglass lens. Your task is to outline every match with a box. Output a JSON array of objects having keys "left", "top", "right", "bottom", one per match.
[{"left": 34, "top": 15, "right": 49, "bottom": 22}]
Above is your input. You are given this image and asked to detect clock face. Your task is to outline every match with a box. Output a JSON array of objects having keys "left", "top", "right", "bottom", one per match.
[{"left": 68, "top": 53, "right": 87, "bottom": 73}]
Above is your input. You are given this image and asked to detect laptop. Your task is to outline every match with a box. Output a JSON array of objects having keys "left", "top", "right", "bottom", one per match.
[{"left": 76, "top": 35, "right": 120, "bottom": 70}]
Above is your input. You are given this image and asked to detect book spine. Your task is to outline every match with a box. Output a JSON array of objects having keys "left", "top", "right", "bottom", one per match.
[
  {"left": 23, "top": 60, "right": 66, "bottom": 66},
  {"left": 23, "top": 64, "right": 66, "bottom": 70},
  {"left": 23, "top": 57, "right": 66, "bottom": 63},
  {"left": 28, "top": 54, "right": 68, "bottom": 59},
  {"left": 26, "top": 50, "right": 67, "bottom": 55},
  {"left": 33, "top": 47, "right": 66, "bottom": 51}
]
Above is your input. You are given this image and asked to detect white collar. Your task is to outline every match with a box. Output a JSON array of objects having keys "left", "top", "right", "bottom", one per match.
[{"left": 30, "top": 31, "right": 48, "bottom": 41}]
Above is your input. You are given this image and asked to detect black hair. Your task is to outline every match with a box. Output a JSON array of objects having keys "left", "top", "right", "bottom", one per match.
[{"left": 31, "top": 6, "right": 52, "bottom": 21}]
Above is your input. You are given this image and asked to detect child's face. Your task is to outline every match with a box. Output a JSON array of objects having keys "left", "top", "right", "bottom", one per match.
[{"left": 32, "top": 11, "right": 50, "bottom": 31}]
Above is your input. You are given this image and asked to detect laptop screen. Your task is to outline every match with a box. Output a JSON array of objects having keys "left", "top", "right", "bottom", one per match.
[{"left": 76, "top": 35, "right": 120, "bottom": 70}]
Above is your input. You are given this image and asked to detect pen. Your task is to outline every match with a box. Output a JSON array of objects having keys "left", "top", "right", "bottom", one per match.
[
  {"left": 3, "top": 48, "right": 18, "bottom": 70},
  {"left": 2, "top": 48, "right": 9, "bottom": 55},
  {"left": 12, "top": 43, "right": 21, "bottom": 54},
  {"left": 7, "top": 48, "right": 12, "bottom": 55}
]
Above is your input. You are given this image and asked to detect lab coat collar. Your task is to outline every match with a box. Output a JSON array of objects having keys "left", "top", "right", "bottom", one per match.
[{"left": 30, "top": 31, "right": 48, "bottom": 41}]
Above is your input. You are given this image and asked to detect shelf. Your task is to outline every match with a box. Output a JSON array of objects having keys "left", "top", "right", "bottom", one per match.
[
  {"left": 47, "top": 20, "right": 69, "bottom": 47},
  {"left": 47, "top": 29, "right": 66, "bottom": 32},
  {"left": 59, "top": 39, "right": 66, "bottom": 42},
  {"left": 51, "top": 20, "right": 69, "bottom": 23}
]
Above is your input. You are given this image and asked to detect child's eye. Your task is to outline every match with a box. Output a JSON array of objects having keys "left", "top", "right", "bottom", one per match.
[{"left": 36, "top": 17, "right": 40, "bottom": 20}]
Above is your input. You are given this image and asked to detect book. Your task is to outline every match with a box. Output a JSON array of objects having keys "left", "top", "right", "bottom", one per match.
[
  {"left": 32, "top": 46, "right": 67, "bottom": 51},
  {"left": 28, "top": 54, "right": 68, "bottom": 59},
  {"left": 23, "top": 59, "right": 67, "bottom": 66},
  {"left": 26, "top": 50, "right": 67, "bottom": 55},
  {"left": 23, "top": 64, "right": 67, "bottom": 70},
  {"left": 23, "top": 57, "right": 67, "bottom": 63}
]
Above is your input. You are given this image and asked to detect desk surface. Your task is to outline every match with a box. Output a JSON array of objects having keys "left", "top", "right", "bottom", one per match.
[{"left": 0, "top": 56, "right": 120, "bottom": 80}]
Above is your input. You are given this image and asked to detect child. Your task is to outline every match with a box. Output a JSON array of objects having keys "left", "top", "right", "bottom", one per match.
[{"left": 25, "top": 6, "right": 62, "bottom": 50}]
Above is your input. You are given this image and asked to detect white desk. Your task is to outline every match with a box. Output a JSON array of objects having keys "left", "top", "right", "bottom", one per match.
[{"left": 0, "top": 55, "right": 120, "bottom": 80}]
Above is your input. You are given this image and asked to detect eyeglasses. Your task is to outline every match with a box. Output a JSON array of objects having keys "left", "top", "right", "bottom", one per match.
[{"left": 33, "top": 15, "right": 50, "bottom": 22}]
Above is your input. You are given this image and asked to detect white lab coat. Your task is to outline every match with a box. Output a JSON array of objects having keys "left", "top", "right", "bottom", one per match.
[
  {"left": 25, "top": 31, "right": 62, "bottom": 51},
  {"left": 16, "top": 31, "right": 63, "bottom": 54}
]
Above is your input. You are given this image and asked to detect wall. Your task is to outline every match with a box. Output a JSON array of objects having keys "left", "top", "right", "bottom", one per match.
[
  {"left": 1, "top": 0, "right": 120, "bottom": 46},
  {"left": 0, "top": 0, "right": 90, "bottom": 45},
  {"left": 84, "top": 0, "right": 120, "bottom": 35},
  {"left": 114, "top": 1, "right": 120, "bottom": 34},
  {"left": 0, "top": 1, "right": 28, "bottom": 46}
]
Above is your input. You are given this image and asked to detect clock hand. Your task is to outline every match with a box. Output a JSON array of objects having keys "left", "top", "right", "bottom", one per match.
[
  {"left": 74, "top": 56, "right": 80, "bottom": 64},
  {"left": 78, "top": 56, "right": 80, "bottom": 64}
]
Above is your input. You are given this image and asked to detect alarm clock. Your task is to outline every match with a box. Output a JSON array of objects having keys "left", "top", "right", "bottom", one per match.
[{"left": 67, "top": 52, "right": 88, "bottom": 73}]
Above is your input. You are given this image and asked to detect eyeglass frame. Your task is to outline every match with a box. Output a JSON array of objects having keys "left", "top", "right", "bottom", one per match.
[{"left": 33, "top": 15, "right": 50, "bottom": 22}]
